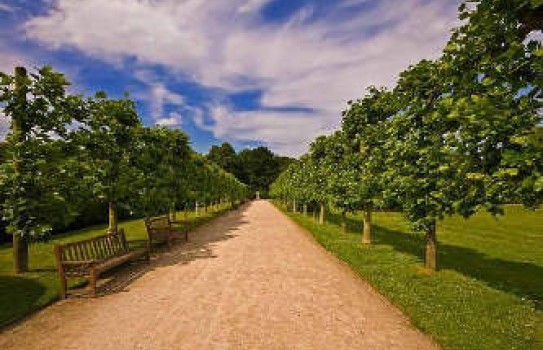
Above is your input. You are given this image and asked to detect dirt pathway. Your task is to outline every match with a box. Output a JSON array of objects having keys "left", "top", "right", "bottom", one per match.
[{"left": 0, "top": 201, "right": 438, "bottom": 350}]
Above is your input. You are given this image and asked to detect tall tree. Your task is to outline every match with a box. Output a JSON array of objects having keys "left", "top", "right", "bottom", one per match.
[
  {"left": 72, "top": 92, "right": 142, "bottom": 234},
  {"left": 0, "top": 66, "right": 85, "bottom": 272},
  {"left": 342, "top": 87, "right": 397, "bottom": 244}
]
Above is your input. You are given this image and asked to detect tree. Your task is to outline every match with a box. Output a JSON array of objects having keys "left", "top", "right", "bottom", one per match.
[
  {"left": 207, "top": 142, "right": 239, "bottom": 175},
  {"left": 342, "top": 87, "right": 397, "bottom": 244},
  {"left": 0, "top": 66, "right": 86, "bottom": 273},
  {"left": 71, "top": 92, "right": 142, "bottom": 234}
]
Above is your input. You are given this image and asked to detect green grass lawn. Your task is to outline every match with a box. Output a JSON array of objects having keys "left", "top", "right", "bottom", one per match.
[
  {"left": 277, "top": 204, "right": 543, "bottom": 350},
  {"left": 0, "top": 205, "right": 232, "bottom": 328}
]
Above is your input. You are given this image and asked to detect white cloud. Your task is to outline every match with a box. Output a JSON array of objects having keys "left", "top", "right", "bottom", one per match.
[
  {"left": 23, "top": 0, "right": 460, "bottom": 155},
  {"left": 156, "top": 112, "right": 182, "bottom": 127},
  {"left": 0, "top": 2, "right": 15, "bottom": 13},
  {"left": 238, "top": 0, "right": 272, "bottom": 14}
]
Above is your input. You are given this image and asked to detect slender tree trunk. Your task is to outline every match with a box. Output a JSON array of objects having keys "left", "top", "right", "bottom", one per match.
[
  {"left": 12, "top": 67, "right": 29, "bottom": 273},
  {"left": 425, "top": 222, "right": 437, "bottom": 270},
  {"left": 293, "top": 199, "right": 297, "bottom": 213},
  {"left": 341, "top": 211, "right": 347, "bottom": 232},
  {"left": 13, "top": 235, "right": 28, "bottom": 273},
  {"left": 108, "top": 201, "right": 118, "bottom": 234},
  {"left": 362, "top": 207, "right": 372, "bottom": 245},
  {"left": 319, "top": 203, "right": 325, "bottom": 224},
  {"left": 195, "top": 201, "right": 199, "bottom": 217},
  {"left": 303, "top": 204, "right": 307, "bottom": 216},
  {"left": 170, "top": 202, "right": 176, "bottom": 221}
]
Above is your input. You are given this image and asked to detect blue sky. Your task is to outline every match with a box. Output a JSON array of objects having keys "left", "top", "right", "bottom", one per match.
[{"left": 0, "top": 0, "right": 460, "bottom": 156}]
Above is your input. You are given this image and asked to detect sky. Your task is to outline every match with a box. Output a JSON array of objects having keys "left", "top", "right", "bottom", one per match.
[{"left": 0, "top": 0, "right": 461, "bottom": 156}]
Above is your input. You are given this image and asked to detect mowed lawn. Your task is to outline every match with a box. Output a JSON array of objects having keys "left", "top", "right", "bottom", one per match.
[
  {"left": 279, "top": 204, "right": 543, "bottom": 350},
  {"left": 0, "top": 206, "right": 231, "bottom": 328}
]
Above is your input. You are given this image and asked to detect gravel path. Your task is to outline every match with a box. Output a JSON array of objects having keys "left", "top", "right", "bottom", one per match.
[{"left": 0, "top": 200, "right": 438, "bottom": 350}]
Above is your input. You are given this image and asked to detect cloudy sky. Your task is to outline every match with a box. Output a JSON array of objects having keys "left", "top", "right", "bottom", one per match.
[{"left": 0, "top": 0, "right": 460, "bottom": 156}]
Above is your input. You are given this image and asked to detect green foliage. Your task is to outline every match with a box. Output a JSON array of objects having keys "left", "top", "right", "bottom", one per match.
[
  {"left": 0, "top": 66, "right": 249, "bottom": 271},
  {"left": 271, "top": 0, "right": 543, "bottom": 269},
  {"left": 206, "top": 143, "right": 294, "bottom": 196},
  {"left": 0, "top": 67, "right": 87, "bottom": 239}
]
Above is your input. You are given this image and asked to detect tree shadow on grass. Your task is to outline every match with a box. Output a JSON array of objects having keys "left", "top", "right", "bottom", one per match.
[
  {"left": 375, "top": 224, "right": 542, "bottom": 309},
  {"left": 68, "top": 204, "right": 251, "bottom": 298},
  {"left": 322, "top": 211, "right": 543, "bottom": 309},
  {"left": 0, "top": 276, "right": 47, "bottom": 327}
]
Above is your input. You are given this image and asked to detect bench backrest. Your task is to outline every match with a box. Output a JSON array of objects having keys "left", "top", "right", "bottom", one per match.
[
  {"left": 56, "top": 229, "right": 129, "bottom": 263},
  {"left": 144, "top": 216, "right": 171, "bottom": 232}
]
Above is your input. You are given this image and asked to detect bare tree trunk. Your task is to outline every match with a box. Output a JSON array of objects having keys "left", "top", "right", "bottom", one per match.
[
  {"left": 13, "top": 235, "right": 28, "bottom": 273},
  {"left": 293, "top": 199, "right": 297, "bottom": 213},
  {"left": 319, "top": 203, "right": 325, "bottom": 225},
  {"left": 425, "top": 222, "right": 437, "bottom": 270},
  {"left": 341, "top": 211, "right": 347, "bottom": 232},
  {"left": 12, "top": 67, "right": 29, "bottom": 273},
  {"left": 170, "top": 202, "right": 176, "bottom": 221},
  {"left": 195, "top": 201, "right": 199, "bottom": 217},
  {"left": 303, "top": 204, "right": 307, "bottom": 216},
  {"left": 362, "top": 207, "right": 372, "bottom": 245},
  {"left": 108, "top": 201, "right": 118, "bottom": 234}
]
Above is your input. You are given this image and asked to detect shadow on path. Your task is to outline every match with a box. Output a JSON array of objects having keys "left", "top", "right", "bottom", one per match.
[{"left": 70, "top": 205, "right": 251, "bottom": 298}]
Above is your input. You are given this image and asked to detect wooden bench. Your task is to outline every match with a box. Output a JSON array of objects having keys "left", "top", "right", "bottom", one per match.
[
  {"left": 144, "top": 215, "right": 188, "bottom": 252},
  {"left": 54, "top": 229, "right": 150, "bottom": 298}
]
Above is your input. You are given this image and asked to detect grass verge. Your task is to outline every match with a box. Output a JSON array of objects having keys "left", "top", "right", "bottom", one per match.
[
  {"left": 276, "top": 203, "right": 542, "bottom": 350},
  {"left": 0, "top": 204, "right": 234, "bottom": 328}
]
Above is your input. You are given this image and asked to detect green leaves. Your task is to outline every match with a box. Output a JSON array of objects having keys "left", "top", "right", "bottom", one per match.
[{"left": 0, "top": 66, "right": 249, "bottom": 243}]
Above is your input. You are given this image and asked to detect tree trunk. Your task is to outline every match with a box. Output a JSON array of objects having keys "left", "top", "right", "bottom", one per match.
[
  {"left": 341, "top": 211, "right": 347, "bottom": 232},
  {"left": 184, "top": 203, "right": 189, "bottom": 220},
  {"left": 424, "top": 223, "right": 437, "bottom": 270},
  {"left": 13, "top": 235, "right": 28, "bottom": 273},
  {"left": 313, "top": 206, "right": 317, "bottom": 222},
  {"left": 108, "top": 201, "right": 118, "bottom": 234},
  {"left": 12, "top": 67, "right": 29, "bottom": 273},
  {"left": 195, "top": 202, "right": 199, "bottom": 216},
  {"left": 293, "top": 199, "right": 297, "bottom": 213},
  {"left": 362, "top": 207, "right": 372, "bottom": 245},
  {"left": 170, "top": 203, "right": 176, "bottom": 221},
  {"left": 319, "top": 203, "right": 325, "bottom": 224},
  {"left": 303, "top": 204, "right": 307, "bottom": 216}
]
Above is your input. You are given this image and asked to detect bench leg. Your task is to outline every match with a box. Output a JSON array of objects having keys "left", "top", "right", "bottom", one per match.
[
  {"left": 147, "top": 238, "right": 153, "bottom": 254},
  {"left": 59, "top": 276, "right": 67, "bottom": 299},
  {"left": 88, "top": 269, "right": 98, "bottom": 297}
]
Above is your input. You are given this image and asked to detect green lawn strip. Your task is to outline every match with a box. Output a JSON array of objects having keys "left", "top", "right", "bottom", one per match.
[
  {"left": 276, "top": 203, "right": 541, "bottom": 350},
  {"left": 0, "top": 205, "right": 232, "bottom": 328}
]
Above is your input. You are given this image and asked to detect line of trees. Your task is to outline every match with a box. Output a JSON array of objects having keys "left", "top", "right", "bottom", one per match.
[
  {"left": 271, "top": 0, "right": 543, "bottom": 270},
  {"left": 0, "top": 66, "right": 249, "bottom": 273},
  {"left": 207, "top": 142, "right": 293, "bottom": 197}
]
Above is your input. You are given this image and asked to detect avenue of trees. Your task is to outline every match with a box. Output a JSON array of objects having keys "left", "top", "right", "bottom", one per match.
[
  {"left": 207, "top": 142, "right": 293, "bottom": 197},
  {"left": 271, "top": 0, "right": 543, "bottom": 270},
  {"left": 0, "top": 67, "right": 249, "bottom": 273}
]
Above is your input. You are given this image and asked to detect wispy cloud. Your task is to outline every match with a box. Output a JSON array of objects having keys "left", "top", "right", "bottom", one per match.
[{"left": 22, "top": 0, "right": 459, "bottom": 155}]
